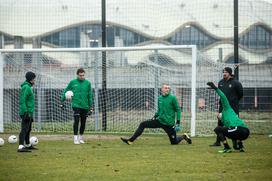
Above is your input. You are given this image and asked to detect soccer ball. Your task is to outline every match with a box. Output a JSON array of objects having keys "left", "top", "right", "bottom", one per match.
[
  {"left": 30, "top": 136, "right": 39, "bottom": 146},
  {"left": 0, "top": 138, "right": 4, "bottom": 146},
  {"left": 65, "top": 90, "right": 74, "bottom": 100},
  {"left": 8, "top": 135, "right": 17, "bottom": 144}
]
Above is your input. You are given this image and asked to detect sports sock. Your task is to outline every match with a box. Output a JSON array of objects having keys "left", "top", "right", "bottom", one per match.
[
  {"left": 238, "top": 141, "right": 244, "bottom": 149},
  {"left": 223, "top": 143, "right": 230, "bottom": 149}
]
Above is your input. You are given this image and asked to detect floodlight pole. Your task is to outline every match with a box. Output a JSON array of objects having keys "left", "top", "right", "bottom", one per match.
[
  {"left": 101, "top": 0, "right": 107, "bottom": 131},
  {"left": 234, "top": 0, "right": 240, "bottom": 117},
  {"left": 234, "top": 0, "right": 239, "bottom": 80}
]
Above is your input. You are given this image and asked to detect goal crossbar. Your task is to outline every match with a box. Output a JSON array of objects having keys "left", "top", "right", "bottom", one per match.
[{"left": 0, "top": 45, "right": 196, "bottom": 53}]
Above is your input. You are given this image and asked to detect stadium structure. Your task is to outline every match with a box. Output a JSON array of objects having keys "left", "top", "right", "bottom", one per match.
[{"left": 0, "top": 0, "right": 271, "bottom": 64}]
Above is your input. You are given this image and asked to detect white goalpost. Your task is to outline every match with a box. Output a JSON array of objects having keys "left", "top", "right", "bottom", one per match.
[
  {"left": 0, "top": 45, "right": 234, "bottom": 136},
  {"left": 0, "top": 52, "right": 3, "bottom": 133}
]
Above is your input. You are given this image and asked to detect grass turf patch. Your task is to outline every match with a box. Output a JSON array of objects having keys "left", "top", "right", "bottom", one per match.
[{"left": 0, "top": 135, "right": 271, "bottom": 181}]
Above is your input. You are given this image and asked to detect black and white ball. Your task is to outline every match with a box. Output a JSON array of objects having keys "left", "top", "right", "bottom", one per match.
[
  {"left": 0, "top": 138, "right": 4, "bottom": 146},
  {"left": 30, "top": 136, "right": 39, "bottom": 146},
  {"left": 65, "top": 91, "right": 74, "bottom": 100},
  {"left": 8, "top": 135, "right": 17, "bottom": 144}
]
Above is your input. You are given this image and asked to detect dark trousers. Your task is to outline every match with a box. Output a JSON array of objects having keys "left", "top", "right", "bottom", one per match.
[
  {"left": 129, "top": 119, "right": 183, "bottom": 144},
  {"left": 215, "top": 114, "right": 239, "bottom": 144},
  {"left": 214, "top": 126, "right": 250, "bottom": 142},
  {"left": 19, "top": 114, "right": 33, "bottom": 145},
  {"left": 214, "top": 118, "right": 224, "bottom": 143},
  {"left": 73, "top": 107, "right": 88, "bottom": 135}
]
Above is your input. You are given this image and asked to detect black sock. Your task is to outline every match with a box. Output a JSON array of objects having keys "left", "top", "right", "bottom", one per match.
[
  {"left": 216, "top": 136, "right": 221, "bottom": 144},
  {"left": 224, "top": 143, "right": 230, "bottom": 149},
  {"left": 238, "top": 141, "right": 243, "bottom": 149}
]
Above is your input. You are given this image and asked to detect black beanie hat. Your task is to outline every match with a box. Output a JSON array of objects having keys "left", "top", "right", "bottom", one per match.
[
  {"left": 223, "top": 67, "right": 233, "bottom": 76},
  {"left": 25, "top": 71, "right": 36, "bottom": 82}
]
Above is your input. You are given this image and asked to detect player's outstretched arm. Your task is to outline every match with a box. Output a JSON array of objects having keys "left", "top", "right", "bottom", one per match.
[
  {"left": 207, "top": 82, "right": 231, "bottom": 110},
  {"left": 207, "top": 82, "right": 217, "bottom": 89}
]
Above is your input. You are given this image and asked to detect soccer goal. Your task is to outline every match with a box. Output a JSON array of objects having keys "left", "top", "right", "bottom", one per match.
[{"left": 0, "top": 45, "right": 235, "bottom": 136}]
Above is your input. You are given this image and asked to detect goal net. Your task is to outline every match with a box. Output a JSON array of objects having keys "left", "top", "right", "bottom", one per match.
[{"left": 0, "top": 46, "right": 236, "bottom": 136}]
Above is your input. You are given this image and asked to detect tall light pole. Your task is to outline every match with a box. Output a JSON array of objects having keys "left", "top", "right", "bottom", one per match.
[
  {"left": 101, "top": 0, "right": 107, "bottom": 131},
  {"left": 234, "top": 0, "right": 239, "bottom": 80}
]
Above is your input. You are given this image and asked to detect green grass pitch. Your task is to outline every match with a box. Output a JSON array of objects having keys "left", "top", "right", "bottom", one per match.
[{"left": 0, "top": 134, "right": 271, "bottom": 181}]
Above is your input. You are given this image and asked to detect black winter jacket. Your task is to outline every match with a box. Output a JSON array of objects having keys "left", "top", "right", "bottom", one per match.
[{"left": 218, "top": 77, "right": 243, "bottom": 114}]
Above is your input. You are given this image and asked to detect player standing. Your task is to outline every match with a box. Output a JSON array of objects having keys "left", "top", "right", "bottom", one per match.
[{"left": 61, "top": 68, "right": 93, "bottom": 144}]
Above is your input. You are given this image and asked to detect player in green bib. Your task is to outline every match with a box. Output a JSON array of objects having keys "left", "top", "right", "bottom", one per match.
[
  {"left": 61, "top": 68, "right": 93, "bottom": 144},
  {"left": 207, "top": 82, "right": 250, "bottom": 153},
  {"left": 120, "top": 84, "right": 192, "bottom": 145}
]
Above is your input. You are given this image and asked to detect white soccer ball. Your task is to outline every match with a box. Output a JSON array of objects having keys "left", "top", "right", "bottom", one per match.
[
  {"left": 8, "top": 135, "right": 17, "bottom": 144},
  {"left": 65, "top": 90, "right": 74, "bottom": 100},
  {"left": 0, "top": 138, "right": 4, "bottom": 146},
  {"left": 30, "top": 136, "right": 39, "bottom": 146}
]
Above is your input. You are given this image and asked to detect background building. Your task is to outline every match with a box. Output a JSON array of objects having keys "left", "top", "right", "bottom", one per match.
[{"left": 0, "top": 0, "right": 271, "bottom": 64}]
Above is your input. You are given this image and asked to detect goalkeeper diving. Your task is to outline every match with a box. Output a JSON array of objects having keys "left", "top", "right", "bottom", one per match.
[
  {"left": 207, "top": 82, "right": 250, "bottom": 153},
  {"left": 121, "top": 83, "right": 192, "bottom": 145}
]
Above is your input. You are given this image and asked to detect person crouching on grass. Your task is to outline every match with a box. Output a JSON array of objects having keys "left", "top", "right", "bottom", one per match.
[
  {"left": 207, "top": 82, "right": 250, "bottom": 153},
  {"left": 120, "top": 83, "right": 192, "bottom": 145}
]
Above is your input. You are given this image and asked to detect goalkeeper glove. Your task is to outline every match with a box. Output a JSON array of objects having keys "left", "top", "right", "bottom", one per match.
[
  {"left": 175, "top": 124, "right": 182, "bottom": 132},
  {"left": 23, "top": 112, "right": 31, "bottom": 121},
  {"left": 207, "top": 82, "right": 218, "bottom": 90},
  {"left": 60, "top": 104, "right": 65, "bottom": 110},
  {"left": 87, "top": 107, "right": 94, "bottom": 116},
  {"left": 151, "top": 115, "right": 158, "bottom": 121}
]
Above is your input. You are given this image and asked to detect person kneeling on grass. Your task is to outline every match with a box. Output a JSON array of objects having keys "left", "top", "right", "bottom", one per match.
[
  {"left": 120, "top": 84, "right": 192, "bottom": 145},
  {"left": 207, "top": 82, "right": 250, "bottom": 153}
]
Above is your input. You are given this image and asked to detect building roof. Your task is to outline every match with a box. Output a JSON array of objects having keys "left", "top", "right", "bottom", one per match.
[{"left": 1, "top": 0, "right": 271, "bottom": 38}]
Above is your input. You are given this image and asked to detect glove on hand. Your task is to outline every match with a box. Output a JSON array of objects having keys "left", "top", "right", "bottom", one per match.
[
  {"left": 207, "top": 82, "right": 217, "bottom": 90},
  {"left": 60, "top": 104, "right": 65, "bottom": 110},
  {"left": 175, "top": 124, "right": 182, "bottom": 132},
  {"left": 87, "top": 107, "right": 94, "bottom": 116},
  {"left": 151, "top": 115, "right": 158, "bottom": 121},
  {"left": 24, "top": 112, "right": 31, "bottom": 121}
]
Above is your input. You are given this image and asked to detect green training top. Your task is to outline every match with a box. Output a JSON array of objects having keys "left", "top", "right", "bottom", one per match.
[
  {"left": 19, "top": 81, "right": 35, "bottom": 117},
  {"left": 61, "top": 78, "right": 93, "bottom": 110},
  {"left": 215, "top": 89, "right": 247, "bottom": 128},
  {"left": 154, "top": 93, "right": 181, "bottom": 126}
]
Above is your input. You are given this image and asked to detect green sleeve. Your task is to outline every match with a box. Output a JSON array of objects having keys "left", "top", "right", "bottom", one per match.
[
  {"left": 21, "top": 86, "right": 29, "bottom": 114},
  {"left": 173, "top": 96, "right": 181, "bottom": 121},
  {"left": 88, "top": 82, "right": 93, "bottom": 108},
  {"left": 215, "top": 89, "right": 231, "bottom": 110},
  {"left": 154, "top": 97, "right": 160, "bottom": 117},
  {"left": 61, "top": 81, "right": 72, "bottom": 102}
]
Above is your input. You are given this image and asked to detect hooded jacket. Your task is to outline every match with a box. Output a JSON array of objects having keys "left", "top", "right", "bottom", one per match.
[{"left": 19, "top": 81, "right": 35, "bottom": 117}]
